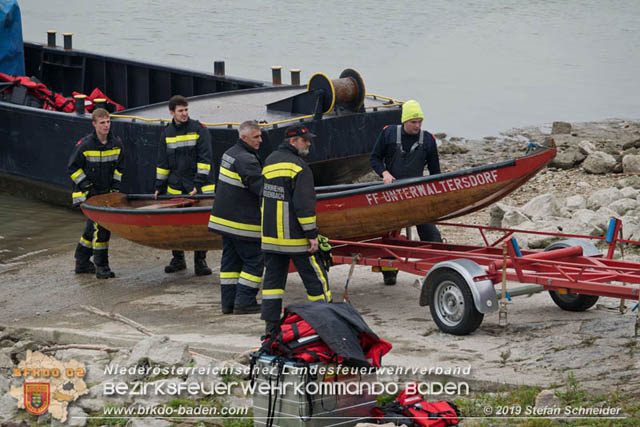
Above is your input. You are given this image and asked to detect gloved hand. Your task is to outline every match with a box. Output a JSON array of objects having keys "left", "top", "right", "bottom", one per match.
[{"left": 317, "top": 234, "right": 332, "bottom": 271}]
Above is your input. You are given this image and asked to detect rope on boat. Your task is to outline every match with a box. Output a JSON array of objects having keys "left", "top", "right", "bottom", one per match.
[{"left": 109, "top": 94, "right": 404, "bottom": 129}]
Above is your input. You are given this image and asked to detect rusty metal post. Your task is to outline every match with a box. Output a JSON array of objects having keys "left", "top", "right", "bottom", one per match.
[
  {"left": 214, "top": 61, "right": 225, "bottom": 77},
  {"left": 271, "top": 66, "right": 282, "bottom": 85},
  {"left": 74, "top": 94, "right": 87, "bottom": 114},
  {"left": 63, "top": 33, "right": 73, "bottom": 50},
  {"left": 290, "top": 69, "right": 301, "bottom": 85},
  {"left": 47, "top": 31, "right": 56, "bottom": 47}
]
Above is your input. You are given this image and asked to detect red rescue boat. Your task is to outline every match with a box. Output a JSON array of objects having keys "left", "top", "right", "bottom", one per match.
[{"left": 81, "top": 140, "right": 556, "bottom": 250}]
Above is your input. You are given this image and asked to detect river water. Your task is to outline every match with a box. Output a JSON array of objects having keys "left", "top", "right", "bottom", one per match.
[
  {"left": 3, "top": 0, "right": 640, "bottom": 259},
  {"left": 19, "top": 0, "right": 640, "bottom": 138}
]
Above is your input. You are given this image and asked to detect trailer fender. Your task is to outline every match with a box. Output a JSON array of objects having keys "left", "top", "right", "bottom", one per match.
[
  {"left": 419, "top": 259, "right": 499, "bottom": 314},
  {"left": 544, "top": 238, "right": 600, "bottom": 256}
]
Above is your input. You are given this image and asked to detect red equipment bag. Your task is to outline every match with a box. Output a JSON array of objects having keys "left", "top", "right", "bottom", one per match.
[
  {"left": 372, "top": 382, "right": 460, "bottom": 426},
  {"left": 260, "top": 304, "right": 392, "bottom": 367}
]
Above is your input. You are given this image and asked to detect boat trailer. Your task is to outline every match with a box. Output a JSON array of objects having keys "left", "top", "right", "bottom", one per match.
[{"left": 328, "top": 218, "right": 640, "bottom": 335}]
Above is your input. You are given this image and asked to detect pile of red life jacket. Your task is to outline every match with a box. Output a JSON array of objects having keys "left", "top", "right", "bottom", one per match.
[
  {"left": 259, "top": 302, "right": 392, "bottom": 368},
  {"left": 0, "top": 73, "right": 125, "bottom": 112},
  {"left": 372, "top": 383, "right": 460, "bottom": 426}
]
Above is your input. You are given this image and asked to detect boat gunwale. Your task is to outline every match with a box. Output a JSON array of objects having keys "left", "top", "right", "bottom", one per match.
[{"left": 81, "top": 144, "right": 553, "bottom": 216}]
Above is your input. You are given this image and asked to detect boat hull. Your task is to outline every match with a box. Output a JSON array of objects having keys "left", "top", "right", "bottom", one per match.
[{"left": 81, "top": 142, "right": 556, "bottom": 250}]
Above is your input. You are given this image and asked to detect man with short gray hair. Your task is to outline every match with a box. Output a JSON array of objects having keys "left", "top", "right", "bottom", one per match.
[{"left": 208, "top": 120, "right": 264, "bottom": 314}]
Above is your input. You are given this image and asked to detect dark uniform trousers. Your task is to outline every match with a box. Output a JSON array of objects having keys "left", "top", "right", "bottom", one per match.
[
  {"left": 75, "top": 218, "right": 111, "bottom": 266},
  {"left": 164, "top": 188, "right": 207, "bottom": 262},
  {"left": 220, "top": 236, "right": 262, "bottom": 310},
  {"left": 261, "top": 251, "right": 331, "bottom": 322}
]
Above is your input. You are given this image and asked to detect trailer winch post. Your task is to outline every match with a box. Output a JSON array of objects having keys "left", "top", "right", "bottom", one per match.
[{"left": 605, "top": 217, "right": 622, "bottom": 259}]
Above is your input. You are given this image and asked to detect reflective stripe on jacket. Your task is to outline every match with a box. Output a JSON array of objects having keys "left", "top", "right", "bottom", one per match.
[
  {"left": 67, "top": 132, "right": 125, "bottom": 204},
  {"left": 261, "top": 143, "right": 317, "bottom": 254},
  {"left": 154, "top": 118, "right": 215, "bottom": 194},
  {"left": 208, "top": 140, "right": 263, "bottom": 241}
]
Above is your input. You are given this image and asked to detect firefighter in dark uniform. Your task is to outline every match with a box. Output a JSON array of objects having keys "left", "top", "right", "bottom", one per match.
[
  {"left": 260, "top": 124, "right": 331, "bottom": 335},
  {"left": 154, "top": 95, "right": 215, "bottom": 276},
  {"left": 370, "top": 100, "right": 442, "bottom": 285},
  {"left": 68, "top": 108, "right": 124, "bottom": 279},
  {"left": 208, "top": 120, "right": 264, "bottom": 315}
]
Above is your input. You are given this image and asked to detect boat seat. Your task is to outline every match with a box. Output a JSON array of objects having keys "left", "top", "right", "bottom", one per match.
[{"left": 138, "top": 198, "right": 195, "bottom": 209}]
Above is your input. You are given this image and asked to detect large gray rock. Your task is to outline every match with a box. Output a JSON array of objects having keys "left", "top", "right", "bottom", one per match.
[
  {"left": 551, "top": 121, "right": 572, "bottom": 134},
  {"left": 0, "top": 376, "right": 9, "bottom": 396},
  {"left": 502, "top": 209, "right": 531, "bottom": 228},
  {"left": 622, "top": 138, "right": 640, "bottom": 150},
  {"left": 565, "top": 195, "right": 586, "bottom": 211},
  {"left": 0, "top": 352, "right": 12, "bottom": 369},
  {"left": 616, "top": 175, "right": 640, "bottom": 189},
  {"left": 522, "top": 193, "right": 563, "bottom": 220},
  {"left": 535, "top": 389, "right": 563, "bottom": 409},
  {"left": 438, "top": 141, "right": 469, "bottom": 154},
  {"left": 66, "top": 406, "right": 88, "bottom": 427},
  {"left": 609, "top": 198, "right": 639, "bottom": 216},
  {"left": 567, "top": 210, "right": 605, "bottom": 236},
  {"left": 516, "top": 220, "right": 563, "bottom": 249},
  {"left": 0, "top": 391, "right": 18, "bottom": 422},
  {"left": 582, "top": 151, "right": 617, "bottom": 174},
  {"left": 577, "top": 140, "right": 596, "bottom": 155},
  {"left": 620, "top": 186, "right": 639, "bottom": 199},
  {"left": 594, "top": 207, "right": 620, "bottom": 231},
  {"left": 587, "top": 188, "right": 624, "bottom": 210},
  {"left": 550, "top": 147, "right": 586, "bottom": 169},
  {"left": 488, "top": 202, "right": 512, "bottom": 228},
  {"left": 622, "top": 154, "right": 640, "bottom": 173},
  {"left": 621, "top": 221, "right": 640, "bottom": 240},
  {"left": 127, "top": 336, "right": 190, "bottom": 368}
]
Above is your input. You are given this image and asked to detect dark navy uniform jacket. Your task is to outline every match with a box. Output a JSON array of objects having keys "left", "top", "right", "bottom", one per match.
[{"left": 369, "top": 125, "right": 440, "bottom": 179}]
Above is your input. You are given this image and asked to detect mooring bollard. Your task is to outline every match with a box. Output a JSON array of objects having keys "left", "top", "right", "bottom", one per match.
[
  {"left": 290, "top": 69, "right": 301, "bottom": 86},
  {"left": 74, "top": 94, "right": 87, "bottom": 115},
  {"left": 47, "top": 31, "right": 56, "bottom": 47},
  {"left": 63, "top": 33, "right": 73, "bottom": 50},
  {"left": 93, "top": 98, "right": 107, "bottom": 110},
  {"left": 214, "top": 60, "right": 225, "bottom": 77},
  {"left": 271, "top": 66, "right": 282, "bottom": 85}
]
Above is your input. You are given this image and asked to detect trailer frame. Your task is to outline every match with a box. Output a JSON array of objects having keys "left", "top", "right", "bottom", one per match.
[{"left": 328, "top": 218, "right": 640, "bottom": 335}]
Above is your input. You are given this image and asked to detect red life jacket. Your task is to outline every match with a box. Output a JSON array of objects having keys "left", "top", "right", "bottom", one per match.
[
  {"left": 372, "top": 383, "right": 460, "bottom": 426},
  {"left": 261, "top": 309, "right": 392, "bottom": 367},
  {"left": 0, "top": 73, "right": 125, "bottom": 112}
]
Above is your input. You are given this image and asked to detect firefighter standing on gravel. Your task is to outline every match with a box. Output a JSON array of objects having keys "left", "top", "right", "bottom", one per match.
[
  {"left": 260, "top": 124, "right": 331, "bottom": 336},
  {"left": 208, "top": 120, "right": 264, "bottom": 315},
  {"left": 154, "top": 95, "right": 216, "bottom": 276},
  {"left": 68, "top": 108, "right": 124, "bottom": 279},
  {"left": 370, "top": 99, "right": 442, "bottom": 285}
]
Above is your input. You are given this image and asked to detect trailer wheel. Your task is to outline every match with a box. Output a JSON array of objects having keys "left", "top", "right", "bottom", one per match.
[
  {"left": 429, "top": 269, "right": 483, "bottom": 335},
  {"left": 548, "top": 291, "right": 599, "bottom": 312},
  {"left": 544, "top": 240, "right": 599, "bottom": 312}
]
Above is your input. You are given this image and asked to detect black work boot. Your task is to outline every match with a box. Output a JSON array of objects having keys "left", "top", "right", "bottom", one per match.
[
  {"left": 194, "top": 252, "right": 212, "bottom": 276},
  {"left": 165, "top": 255, "right": 186, "bottom": 273},
  {"left": 234, "top": 303, "right": 261, "bottom": 315},
  {"left": 75, "top": 260, "right": 96, "bottom": 274},
  {"left": 382, "top": 270, "right": 398, "bottom": 286},
  {"left": 96, "top": 265, "right": 116, "bottom": 279}
]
